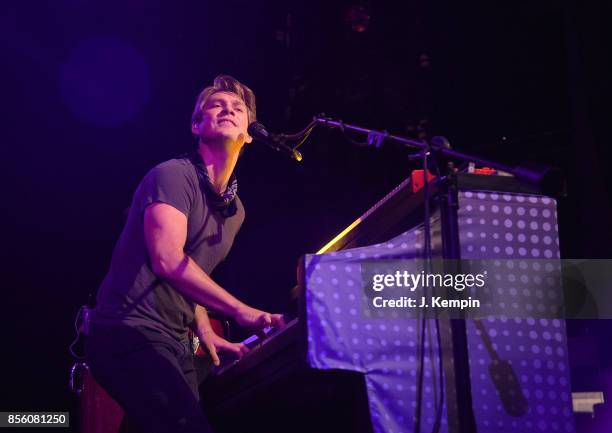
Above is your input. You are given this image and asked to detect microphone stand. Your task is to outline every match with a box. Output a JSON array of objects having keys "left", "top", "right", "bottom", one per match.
[{"left": 278, "top": 115, "right": 561, "bottom": 188}]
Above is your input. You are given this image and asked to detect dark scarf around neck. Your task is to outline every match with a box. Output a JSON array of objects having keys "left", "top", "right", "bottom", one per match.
[{"left": 186, "top": 151, "right": 238, "bottom": 218}]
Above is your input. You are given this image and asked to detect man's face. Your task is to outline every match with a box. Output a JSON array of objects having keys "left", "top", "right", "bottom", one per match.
[{"left": 193, "top": 91, "right": 252, "bottom": 147}]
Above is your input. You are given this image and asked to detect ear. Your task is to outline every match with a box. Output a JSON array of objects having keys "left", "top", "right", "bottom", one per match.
[
  {"left": 191, "top": 122, "right": 200, "bottom": 136},
  {"left": 244, "top": 133, "right": 253, "bottom": 144}
]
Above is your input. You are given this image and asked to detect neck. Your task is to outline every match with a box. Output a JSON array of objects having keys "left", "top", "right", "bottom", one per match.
[{"left": 198, "top": 141, "right": 239, "bottom": 194}]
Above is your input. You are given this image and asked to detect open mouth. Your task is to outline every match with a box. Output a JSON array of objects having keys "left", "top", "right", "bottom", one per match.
[{"left": 219, "top": 118, "right": 237, "bottom": 126}]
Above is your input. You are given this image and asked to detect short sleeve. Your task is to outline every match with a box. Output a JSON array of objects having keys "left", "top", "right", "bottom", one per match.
[{"left": 136, "top": 160, "right": 196, "bottom": 217}]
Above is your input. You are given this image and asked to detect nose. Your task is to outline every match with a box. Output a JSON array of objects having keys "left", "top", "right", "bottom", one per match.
[{"left": 221, "top": 105, "right": 235, "bottom": 116}]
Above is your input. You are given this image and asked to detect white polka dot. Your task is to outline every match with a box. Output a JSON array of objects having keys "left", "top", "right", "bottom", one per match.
[{"left": 504, "top": 219, "right": 513, "bottom": 228}]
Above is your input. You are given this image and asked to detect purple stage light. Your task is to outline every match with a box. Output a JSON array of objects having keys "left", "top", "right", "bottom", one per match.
[{"left": 59, "top": 36, "right": 151, "bottom": 128}]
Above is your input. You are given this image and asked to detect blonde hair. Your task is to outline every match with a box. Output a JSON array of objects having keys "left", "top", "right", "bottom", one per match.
[{"left": 191, "top": 75, "right": 257, "bottom": 129}]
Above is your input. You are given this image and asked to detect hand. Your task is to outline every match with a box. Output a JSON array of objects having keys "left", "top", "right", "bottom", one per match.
[
  {"left": 196, "top": 328, "right": 249, "bottom": 367},
  {"left": 234, "top": 303, "right": 285, "bottom": 332}
]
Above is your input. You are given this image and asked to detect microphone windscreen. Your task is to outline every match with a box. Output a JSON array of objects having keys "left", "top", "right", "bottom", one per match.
[{"left": 247, "top": 122, "right": 269, "bottom": 139}]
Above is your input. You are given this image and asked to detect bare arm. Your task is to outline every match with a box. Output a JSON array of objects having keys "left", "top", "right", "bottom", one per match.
[
  {"left": 192, "top": 304, "right": 215, "bottom": 335},
  {"left": 144, "top": 202, "right": 283, "bottom": 329}
]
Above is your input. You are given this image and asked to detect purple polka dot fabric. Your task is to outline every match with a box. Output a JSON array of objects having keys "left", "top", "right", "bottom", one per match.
[
  {"left": 460, "top": 191, "right": 574, "bottom": 433},
  {"left": 304, "top": 190, "right": 574, "bottom": 433}
]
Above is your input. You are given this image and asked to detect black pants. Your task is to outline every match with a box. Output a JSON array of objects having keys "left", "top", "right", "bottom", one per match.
[{"left": 86, "top": 323, "right": 214, "bottom": 433}]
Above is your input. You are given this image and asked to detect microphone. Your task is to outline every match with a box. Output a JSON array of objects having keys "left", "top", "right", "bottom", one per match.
[{"left": 247, "top": 122, "right": 303, "bottom": 161}]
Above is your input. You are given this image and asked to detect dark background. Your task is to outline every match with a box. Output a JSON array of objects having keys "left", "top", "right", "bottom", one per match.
[{"left": 1, "top": 0, "right": 611, "bottom": 431}]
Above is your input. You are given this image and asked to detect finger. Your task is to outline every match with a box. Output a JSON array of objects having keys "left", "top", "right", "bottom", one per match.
[
  {"left": 221, "top": 342, "right": 247, "bottom": 359},
  {"left": 270, "top": 313, "right": 286, "bottom": 328},
  {"left": 206, "top": 342, "right": 220, "bottom": 366},
  {"left": 233, "top": 342, "right": 249, "bottom": 357},
  {"left": 260, "top": 313, "right": 272, "bottom": 328}
]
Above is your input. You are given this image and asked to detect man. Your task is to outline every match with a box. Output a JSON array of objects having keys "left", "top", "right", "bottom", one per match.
[{"left": 87, "top": 75, "right": 284, "bottom": 433}]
